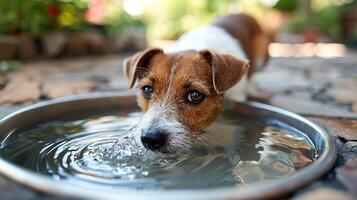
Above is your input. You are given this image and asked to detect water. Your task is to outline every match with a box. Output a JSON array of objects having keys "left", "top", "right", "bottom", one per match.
[{"left": 0, "top": 111, "right": 317, "bottom": 190}]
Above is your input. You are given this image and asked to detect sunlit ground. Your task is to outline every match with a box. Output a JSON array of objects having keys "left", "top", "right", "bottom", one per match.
[
  {"left": 268, "top": 43, "right": 347, "bottom": 58},
  {"left": 152, "top": 41, "right": 347, "bottom": 58}
]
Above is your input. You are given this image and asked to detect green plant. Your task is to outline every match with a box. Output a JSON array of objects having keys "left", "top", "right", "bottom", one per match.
[
  {"left": 144, "top": 0, "right": 232, "bottom": 40},
  {"left": 315, "top": 6, "right": 341, "bottom": 39},
  {"left": 289, "top": 5, "right": 342, "bottom": 39},
  {"left": 104, "top": 12, "right": 144, "bottom": 36},
  {"left": 273, "top": 0, "right": 299, "bottom": 12},
  {"left": 0, "top": 0, "right": 89, "bottom": 37},
  {"left": 0, "top": 0, "right": 57, "bottom": 37}
]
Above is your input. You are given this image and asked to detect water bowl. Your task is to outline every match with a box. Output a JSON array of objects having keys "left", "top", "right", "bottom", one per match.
[{"left": 0, "top": 92, "right": 336, "bottom": 200}]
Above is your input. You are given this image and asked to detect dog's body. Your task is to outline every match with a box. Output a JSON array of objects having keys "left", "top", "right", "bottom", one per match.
[
  {"left": 168, "top": 14, "right": 269, "bottom": 101},
  {"left": 123, "top": 14, "right": 269, "bottom": 153},
  {"left": 167, "top": 24, "right": 249, "bottom": 102}
]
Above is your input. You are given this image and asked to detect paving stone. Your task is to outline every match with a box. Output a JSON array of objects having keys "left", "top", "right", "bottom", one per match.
[
  {"left": 247, "top": 84, "right": 272, "bottom": 102},
  {"left": 336, "top": 157, "right": 357, "bottom": 196},
  {"left": 0, "top": 176, "right": 37, "bottom": 200},
  {"left": 271, "top": 95, "right": 357, "bottom": 118},
  {"left": 309, "top": 69, "right": 341, "bottom": 80},
  {"left": 42, "top": 80, "right": 96, "bottom": 99},
  {"left": 345, "top": 141, "right": 357, "bottom": 148},
  {"left": 309, "top": 117, "right": 357, "bottom": 141},
  {"left": 352, "top": 102, "right": 357, "bottom": 113},
  {"left": 334, "top": 78, "right": 357, "bottom": 90},
  {"left": 0, "top": 75, "right": 8, "bottom": 89},
  {"left": 0, "top": 77, "right": 40, "bottom": 104},
  {"left": 250, "top": 56, "right": 357, "bottom": 118},
  {"left": 293, "top": 188, "right": 355, "bottom": 200},
  {"left": 327, "top": 88, "right": 357, "bottom": 104}
]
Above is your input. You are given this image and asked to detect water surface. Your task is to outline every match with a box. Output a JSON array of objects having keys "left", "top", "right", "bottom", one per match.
[{"left": 0, "top": 111, "right": 316, "bottom": 190}]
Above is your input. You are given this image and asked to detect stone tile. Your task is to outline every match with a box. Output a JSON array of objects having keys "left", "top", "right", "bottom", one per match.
[
  {"left": 293, "top": 188, "right": 355, "bottom": 200},
  {"left": 327, "top": 88, "right": 357, "bottom": 104},
  {"left": 249, "top": 55, "right": 357, "bottom": 119},
  {"left": 0, "top": 176, "right": 37, "bottom": 200},
  {"left": 336, "top": 157, "right": 357, "bottom": 196},
  {"left": 0, "top": 77, "right": 40, "bottom": 104},
  {"left": 42, "top": 80, "right": 96, "bottom": 99},
  {"left": 271, "top": 95, "right": 357, "bottom": 118},
  {"left": 309, "top": 117, "right": 357, "bottom": 141},
  {"left": 247, "top": 84, "right": 272, "bottom": 102},
  {"left": 345, "top": 141, "right": 357, "bottom": 148},
  {"left": 352, "top": 102, "right": 357, "bottom": 113},
  {"left": 0, "top": 75, "right": 8, "bottom": 89}
]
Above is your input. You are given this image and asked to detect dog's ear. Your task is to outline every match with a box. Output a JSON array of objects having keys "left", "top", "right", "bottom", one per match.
[
  {"left": 123, "top": 48, "right": 163, "bottom": 88},
  {"left": 199, "top": 49, "right": 250, "bottom": 94}
]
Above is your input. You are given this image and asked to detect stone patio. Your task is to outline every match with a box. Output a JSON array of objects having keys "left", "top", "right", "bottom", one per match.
[{"left": 0, "top": 52, "right": 356, "bottom": 199}]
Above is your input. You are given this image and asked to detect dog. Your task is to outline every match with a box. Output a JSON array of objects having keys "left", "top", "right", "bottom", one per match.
[{"left": 123, "top": 13, "right": 269, "bottom": 154}]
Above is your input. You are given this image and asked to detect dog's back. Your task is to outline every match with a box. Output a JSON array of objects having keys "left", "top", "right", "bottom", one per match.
[
  {"left": 167, "top": 13, "right": 269, "bottom": 102},
  {"left": 214, "top": 14, "right": 270, "bottom": 76}
]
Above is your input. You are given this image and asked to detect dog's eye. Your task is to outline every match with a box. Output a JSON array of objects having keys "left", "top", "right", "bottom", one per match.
[
  {"left": 186, "top": 90, "right": 205, "bottom": 104},
  {"left": 141, "top": 85, "right": 153, "bottom": 100}
]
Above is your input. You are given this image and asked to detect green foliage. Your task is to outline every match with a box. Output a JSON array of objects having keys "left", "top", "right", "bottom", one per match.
[
  {"left": 0, "top": 0, "right": 56, "bottom": 37},
  {"left": 144, "top": 0, "right": 232, "bottom": 40},
  {"left": 104, "top": 12, "right": 144, "bottom": 36},
  {"left": 0, "top": 0, "right": 350, "bottom": 41},
  {"left": 290, "top": 5, "right": 342, "bottom": 39},
  {"left": 273, "top": 0, "right": 299, "bottom": 12},
  {"left": 315, "top": 6, "right": 341, "bottom": 39},
  {"left": 0, "top": 0, "right": 90, "bottom": 37}
]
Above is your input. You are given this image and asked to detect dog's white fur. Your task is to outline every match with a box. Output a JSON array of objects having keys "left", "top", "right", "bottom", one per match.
[
  {"left": 135, "top": 103, "right": 191, "bottom": 153},
  {"left": 134, "top": 69, "right": 191, "bottom": 153},
  {"left": 166, "top": 25, "right": 249, "bottom": 102}
]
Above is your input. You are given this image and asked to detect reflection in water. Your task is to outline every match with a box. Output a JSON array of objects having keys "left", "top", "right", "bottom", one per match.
[{"left": 0, "top": 111, "right": 316, "bottom": 190}]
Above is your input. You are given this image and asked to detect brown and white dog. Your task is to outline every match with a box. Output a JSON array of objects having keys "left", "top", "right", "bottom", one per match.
[{"left": 123, "top": 14, "right": 269, "bottom": 154}]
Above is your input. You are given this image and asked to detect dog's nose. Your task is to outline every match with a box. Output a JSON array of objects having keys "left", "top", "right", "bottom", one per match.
[{"left": 141, "top": 130, "right": 167, "bottom": 151}]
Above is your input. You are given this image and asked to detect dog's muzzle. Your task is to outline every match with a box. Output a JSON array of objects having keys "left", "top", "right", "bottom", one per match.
[{"left": 141, "top": 129, "right": 167, "bottom": 151}]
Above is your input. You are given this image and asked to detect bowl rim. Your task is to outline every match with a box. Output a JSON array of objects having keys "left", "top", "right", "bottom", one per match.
[{"left": 0, "top": 92, "right": 337, "bottom": 200}]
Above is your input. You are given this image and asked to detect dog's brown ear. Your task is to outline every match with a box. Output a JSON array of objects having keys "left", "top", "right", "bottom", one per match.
[
  {"left": 199, "top": 49, "right": 250, "bottom": 94},
  {"left": 123, "top": 48, "right": 163, "bottom": 88}
]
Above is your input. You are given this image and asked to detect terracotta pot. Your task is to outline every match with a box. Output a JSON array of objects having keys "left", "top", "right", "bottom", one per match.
[
  {"left": 42, "top": 32, "right": 67, "bottom": 58},
  {"left": 303, "top": 27, "right": 320, "bottom": 43},
  {"left": 17, "top": 34, "right": 37, "bottom": 60},
  {"left": 341, "top": 7, "right": 357, "bottom": 45},
  {"left": 0, "top": 36, "right": 18, "bottom": 60}
]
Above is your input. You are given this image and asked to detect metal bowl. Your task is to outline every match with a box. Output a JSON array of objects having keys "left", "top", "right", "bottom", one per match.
[{"left": 0, "top": 92, "right": 336, "bottom": 200}]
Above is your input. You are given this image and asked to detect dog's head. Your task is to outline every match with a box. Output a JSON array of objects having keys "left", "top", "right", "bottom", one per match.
[{"left": 123, "top": 48, "right": 249, "bottom": 153}]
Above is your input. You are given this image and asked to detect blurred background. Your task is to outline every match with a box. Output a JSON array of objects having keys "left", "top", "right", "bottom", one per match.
[
  {"left": 0, "top": 0, "right": 356, "bottom": 63},
  {"left": 0, "top": 2, "right": 357, "bottom": 199},
  {"left": 0, "top": 0, "right": 356, "bottom": 117}
]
